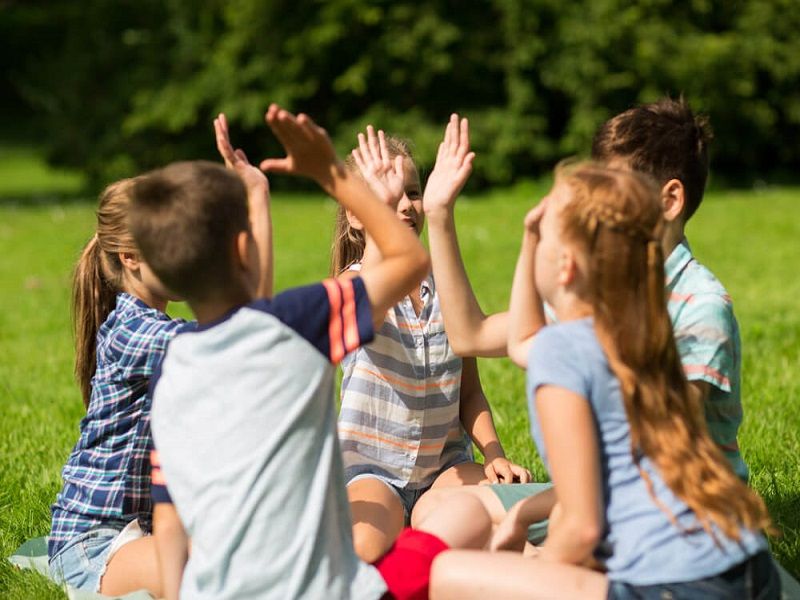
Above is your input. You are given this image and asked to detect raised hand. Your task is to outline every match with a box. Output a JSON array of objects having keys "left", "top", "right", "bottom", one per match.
[
  {"left": 423, "top": 113, "right": 476, "bottom": 216},
  {"left": 259, "top": 104, "right": 340, "bottom": 189},
  {"left": 214, "top": 113, "right": 269, "bottom": 196},
  {"left": 351, "top": 125, "right": 405, "bottom": 209},
  {"left": 214, "top": 113, "right": 272, "bottom": 298}
]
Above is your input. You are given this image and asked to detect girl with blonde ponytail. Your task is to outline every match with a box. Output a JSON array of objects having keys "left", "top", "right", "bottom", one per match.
[
  {"left": 50, "top": 117, "right": 261, "bottom": 597},
  {"left": 49, "top": 177, "right": 190, "bottom": 597},
  {"left": 430, "top": 163, "right": 779, "bottom": 600}
]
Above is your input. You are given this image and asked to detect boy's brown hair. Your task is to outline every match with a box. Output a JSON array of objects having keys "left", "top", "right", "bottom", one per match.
[
  {"left": 129, "top": 161, "right": 248, "bottom": 301},
  {"left": 591, "top": 97, "right": 713, "bottom": 221}
]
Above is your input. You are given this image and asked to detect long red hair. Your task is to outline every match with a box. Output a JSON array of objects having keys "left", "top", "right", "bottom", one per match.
[{"left": 557, "top": 162, "right": 772, "bottom": 540}]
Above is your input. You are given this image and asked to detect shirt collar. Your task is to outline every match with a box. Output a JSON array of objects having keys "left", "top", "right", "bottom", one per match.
[{"left": 664, "top": 238, "right": 693, "bottom": 287}]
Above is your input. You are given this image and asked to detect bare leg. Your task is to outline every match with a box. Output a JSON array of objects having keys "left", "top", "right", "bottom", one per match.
[
  {"left": 430, "top": 550, "right": 608, "bottom": 600},
  {"left": 100, "top": 536, "right": 162, "bottom": 597},
  {"left": 411, "top": 484, "right": 507, "bottom": 529},
  {"left": 415, "top": 493, "right": 492, "bottom": 550},
  {"left": 348, "top": 477, "right": 405, "bottom": 563},
  {"left": 430, "top": 462, "right": 488, "bottom": 489}
]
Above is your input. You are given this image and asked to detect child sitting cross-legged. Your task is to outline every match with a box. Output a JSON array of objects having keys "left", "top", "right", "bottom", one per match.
[
  {"left": 429, "top": 163, "right": 779, "bottom": 600},
  {"left": 132, "top": 105, "right": 491, "bottom": 600}
]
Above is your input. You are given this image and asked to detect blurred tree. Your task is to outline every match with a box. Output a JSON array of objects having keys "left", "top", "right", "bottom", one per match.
[{"left": 3, "top": 0, "right": 799, "bottom": 187}]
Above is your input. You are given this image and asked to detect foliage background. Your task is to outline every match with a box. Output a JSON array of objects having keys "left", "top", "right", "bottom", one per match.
[{"left": 3, "top": 0, "right": 800, "bottom": 188}]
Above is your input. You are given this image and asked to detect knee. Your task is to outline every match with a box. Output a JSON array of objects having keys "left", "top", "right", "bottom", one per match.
[
  {"left": 410, "top": 488, "right": 447, "bottom": 529},
  {"left": 352, "top": 524, "right": 392, "bottom": 564}
]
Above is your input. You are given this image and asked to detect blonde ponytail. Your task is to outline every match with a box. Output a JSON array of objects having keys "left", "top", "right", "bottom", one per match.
[{"left": 72, "top": 180, "right": 138, "bottom": 408}]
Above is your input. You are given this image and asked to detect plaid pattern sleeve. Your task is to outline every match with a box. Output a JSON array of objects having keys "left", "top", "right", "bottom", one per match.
[{"left": 49, "top": 293, "right": 189, "bottom": 557}]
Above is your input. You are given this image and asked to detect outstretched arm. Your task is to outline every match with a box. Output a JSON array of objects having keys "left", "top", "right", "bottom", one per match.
[
  {"left": 507, "top": 201, "right": 548, "bottom": 368},
  {"left": 214, "top": 113, "right": 273, "bottom": 298},
  {"left": 424, "top": 114, "right": 508, "bottom": 357},
  {"left": 260, "top": 104, "right": 429, "bottom": 329},
  {"left": 459, "top": 357, "right": 531, "bottom": 484}
]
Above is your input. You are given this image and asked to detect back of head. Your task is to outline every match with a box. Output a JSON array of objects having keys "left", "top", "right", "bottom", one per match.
[
  {"left": 73, "top": 178, "right": 140, "bottom": 408},
  {"left": 329, "top": 136, "right": 414, "bottom": 276},
  {"left": 129, "top": 161, "right": 248, "bottom": 302},
  {"left": 591, "top": 97, "right": 712, "bottom": 221},
  {"left": 557, "top": 162, "right": 770, "bottom": 540}
]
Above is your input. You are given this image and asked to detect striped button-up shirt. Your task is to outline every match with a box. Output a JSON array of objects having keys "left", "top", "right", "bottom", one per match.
[
  {"left": 339, "top": 273, "right": 472, "bottom": 490},
  {"left": 49, "top": 293, "right": 188, "bottom": 557},
  {"left": 666, "top": 240, "right": 747, "bottom": 480}
]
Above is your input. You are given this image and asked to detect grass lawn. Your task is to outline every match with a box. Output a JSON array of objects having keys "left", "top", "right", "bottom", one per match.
[{"left": 0, "top": 174, "right": 798, "bottom": 597}]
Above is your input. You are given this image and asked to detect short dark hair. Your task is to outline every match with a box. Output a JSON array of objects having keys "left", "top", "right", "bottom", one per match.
[
  {"left": 129, "top": 161, "right": 248, "bottom": 301},
  {"left": 591, "top": 97, "right": 713, "bottom": 221}
]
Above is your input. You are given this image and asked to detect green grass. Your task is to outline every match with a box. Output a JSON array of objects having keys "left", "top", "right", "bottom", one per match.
[
  {"left": 0, "top": 146, "right": 86, "bottom": 199},
  {"left": 1, "top": 177, "right": 799, "bottom": 596}
]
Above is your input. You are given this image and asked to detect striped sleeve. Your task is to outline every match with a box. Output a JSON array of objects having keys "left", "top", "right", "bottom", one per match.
[
  {"left": 151, "top": 450, "right": 173, "bottom": 504},
  {"left": 673, "top": 295, "right": 738, "bottom": 393},
  {"left": 263, "top": 277, "right": 374, "bottom": 364}
]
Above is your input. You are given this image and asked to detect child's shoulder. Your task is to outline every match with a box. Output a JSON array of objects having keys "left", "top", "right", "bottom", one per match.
[{"left": 104, "top": 293, "right": 188, "bottom": 348}]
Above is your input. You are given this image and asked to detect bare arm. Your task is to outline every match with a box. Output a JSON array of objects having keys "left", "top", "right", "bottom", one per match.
[
  {"left": 153, "top": 503, "right": 189, "bottom": 600},
  {"left": 214, "top": 113, "right": 273, "bottom": 298},
  {"left": 507, "top": 202, "right": 548, "bottom": 368},
  {"left": 458, "top": 357, "right": 531, "bottom": 483},
  {"left": 424, "top": 115, "right": 508, "bottom": 357},
  {"left": 259, "top": 105, "right": 429, "bottom": 329},
  {"left": 536, "top": 385, "right": 603, "bottom": 564}
]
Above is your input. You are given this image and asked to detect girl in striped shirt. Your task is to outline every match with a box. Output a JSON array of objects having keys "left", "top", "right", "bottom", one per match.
[{"left": 333, "top": 124, "right": 530, "bottom": 563}]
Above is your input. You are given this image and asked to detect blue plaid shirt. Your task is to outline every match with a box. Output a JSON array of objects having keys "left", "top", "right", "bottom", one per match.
[{"left": 49, "top": 293, "right": 189, "bottom": 557}]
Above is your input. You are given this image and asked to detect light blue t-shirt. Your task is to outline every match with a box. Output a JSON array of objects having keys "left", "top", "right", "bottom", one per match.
[
  {"left": 527, "top": 319, "right": 765, "bottom": 585},
  {"left": 151, "top": 278, "right": 388, "bottom": 600}
]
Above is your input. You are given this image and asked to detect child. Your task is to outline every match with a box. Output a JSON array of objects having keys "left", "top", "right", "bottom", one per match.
[
  {"left": 139, "top": 105, "right": 491, "bottom": 600},
  {"left": 335, "top": 125, "right": 530, "bottom": 563},
  {"left": 47, "top": 121, "right": 270, "bottom": 596},
  {"left": 430, "top": 163, "right": 779, "bottom": 599},
  {"left": 417, "top": 99, "right": 748, "bottom": 531}
]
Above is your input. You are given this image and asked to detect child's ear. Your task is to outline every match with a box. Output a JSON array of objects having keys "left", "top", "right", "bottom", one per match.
[
  {"left": 557, "top": 249, "right": 577, "bottom": 286},
  {"left": 118, "top": 252, "right": 141, "bottom": 271},
  {"left": 235, "top": 230, "right": 253, "bottom": 272},
  {"left": 345, "top": 208, "right": 364, "bottom": 231},
  {"left": 661, "top": 179, "right": 686, "bottom": 223}
]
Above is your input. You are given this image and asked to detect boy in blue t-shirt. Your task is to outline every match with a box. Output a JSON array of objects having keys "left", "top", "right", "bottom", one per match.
[{"left": 129, "top": 106, "right": 490, "bottom": 600}]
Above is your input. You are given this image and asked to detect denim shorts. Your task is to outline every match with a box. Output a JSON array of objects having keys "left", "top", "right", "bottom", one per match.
[
  {"left": 607, "top": 550, "right": 781, "bottom": 600},
  {"left": 48, "top": 520, "right": 128, "bottom": 592},
  {"left": 348, "top": 474, "right": 430, "bottom": 523}
]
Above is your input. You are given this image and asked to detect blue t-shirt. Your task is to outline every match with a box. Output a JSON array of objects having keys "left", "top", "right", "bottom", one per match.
[{"left": 527, "top": 319, "right": 765, "bottom": 585}]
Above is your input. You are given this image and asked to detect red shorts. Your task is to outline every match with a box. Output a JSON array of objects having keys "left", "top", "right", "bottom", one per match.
[{"left": 374, "top": 528, "right": 449, "bottom": 600}]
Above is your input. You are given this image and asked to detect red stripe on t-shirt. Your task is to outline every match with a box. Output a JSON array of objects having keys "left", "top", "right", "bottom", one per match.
[
  {"left": 322, "top": 279, "right": 345, "bottom": 363},
  {"left": 684, "top": 364, "right": 730, "bottom": 388},
  {"left": 340, "top": 278, "right": 360, "bottom": 353}
]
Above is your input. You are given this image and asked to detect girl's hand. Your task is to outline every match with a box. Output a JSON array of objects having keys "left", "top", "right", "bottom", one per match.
[
  {"left": 351, "top": 125, "right": 405, "bottom": 209},
  {"left": 259, "top": 104, "right": 341, "bottom": 188},
  {"left": 423, "top": 113, "right": 475, "bottom": 217},
  {"left": 484, "top": 456, "right": 532, "bottom": 484},
  {"left": 523, "top": 197, "right": 549, "bottom": 239},
  {"left": 214, "top": 113, "right": 269, "bottom": 198},
  {"left": 489, "top": 502, "right": 529, "bottom": 553}
]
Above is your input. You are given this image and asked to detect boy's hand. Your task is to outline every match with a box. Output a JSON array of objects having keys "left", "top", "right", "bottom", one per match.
[
  {"left": 423, "top": 113, "right": 475, "bottom": 218},
  {"left": 214, "top": 113, "right": 270, "bottom": 199},
  {"left": 259, "top": 104, "right": 341, "bottom": 188},
  {"left": 484, "top": 456, "right": 532, "bottom": 484},
  {"left": 351, "top": 125, "right": 405, "bottom": 209},
  {"left": 489, "top": 501, "right": 529, "bottom": 553}
]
